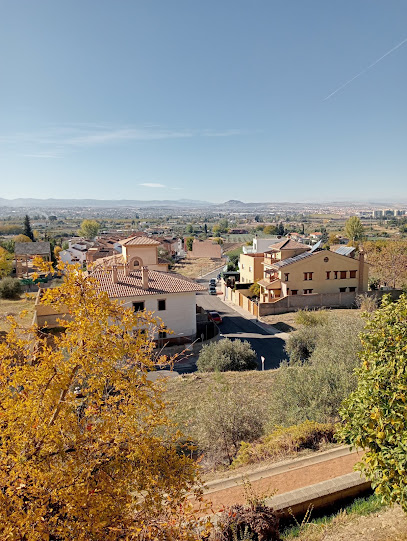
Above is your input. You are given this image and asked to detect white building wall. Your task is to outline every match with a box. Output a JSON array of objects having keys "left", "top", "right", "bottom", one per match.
[{"left": 114, "top": 292, "right": 197, "bottom": 338}]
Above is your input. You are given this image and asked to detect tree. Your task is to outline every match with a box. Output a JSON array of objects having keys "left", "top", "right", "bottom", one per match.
[
  {"left": 185, "top": 224, "right": 194, "bottom": 234},
  {"left": 277, "top": 222, "right": 285, "bottom": 236},
  {"left": 339, "top": 294, "right": 407, "bottom": 511},
  {"left": 263, "top": 225, "right": 278, "bottom": 236},
  {"left": 185, "top": 236, "right": 194, "bottom": 251},
  {"left": 0, "top": 262, "right": 205, "bottom": 539},
  {"left": 364, "top": 240, "right": 407, "bottom": 289},
  {"left": 195, "top": 377, "right": 265, "bottom": 465},
  {"left": 249, "top": 282, "right": 260, "bottom": 297},
  {"left": 78, "top": 219, "right": 100, "bottom": 240},
  {"left": 344, "top": 216, "right": 364, "bottom": 242},
  {"left": 23, "top": 214, "right": 35, "bottom": 241},
  {"left": 54, "top": 245, "right": 62, "bottom": 260},
  {"left": 13, "top": 234, "right": 32, "bottom": 243},
  {"left": 197, "top": 339, "right": 258, "bottom": 372},
  {"left": 0, "top": 247, "right": 13, "bottom": 278}
]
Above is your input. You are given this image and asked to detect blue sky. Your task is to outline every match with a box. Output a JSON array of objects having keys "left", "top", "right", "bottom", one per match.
[{"left": 1, "top": 1, "right": 406, "bottom": 203}]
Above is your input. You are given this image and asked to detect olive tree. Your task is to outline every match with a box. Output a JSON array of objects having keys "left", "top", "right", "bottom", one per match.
[
  {"left": 339, "top": 294, "right": 407, "bottom": 511},
  {"left": 197, "top": 339, "right": 258, "bottom": 372}
]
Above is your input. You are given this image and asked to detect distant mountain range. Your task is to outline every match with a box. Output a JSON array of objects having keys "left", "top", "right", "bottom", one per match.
[{"left": 0, "top": 197, "right": 405, "bottom": 209}]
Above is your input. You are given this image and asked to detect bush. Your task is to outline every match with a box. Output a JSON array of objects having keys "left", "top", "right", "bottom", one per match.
[
  {"left": 270, "top": 313, "right": 364, "bottom": 427},
  {"left": 0, "top": 277, "right": 22, "bottom": 299},
  {"left": 356, "top": 293, "right": 378, "bottom": 312},
  {"left": 231, "top": 421, "right": 336, "bottom": 468},
  {"left": 195, "top": 377, "right": 266, "bottom": 465},
  {"left": 295, "top": 309, "right": 329, "bottom": 327},
  {"left": 216, "top": 504, "right": 280, "bottom": 541},
  {"left": 197, "top": 339, "right": 258, "bottom": 372},
  {"left": 284, "top": 326, "right": 319, "bottom": 363}
]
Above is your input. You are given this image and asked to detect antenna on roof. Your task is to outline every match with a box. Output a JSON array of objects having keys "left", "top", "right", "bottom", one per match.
[{"left": 310, "top": 239, "right": 323, "bottom": 253}]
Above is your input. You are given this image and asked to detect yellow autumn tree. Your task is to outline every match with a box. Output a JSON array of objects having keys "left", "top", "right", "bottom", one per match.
[{"left": 0, "top": 262, "right": 207, "bottom": 540}]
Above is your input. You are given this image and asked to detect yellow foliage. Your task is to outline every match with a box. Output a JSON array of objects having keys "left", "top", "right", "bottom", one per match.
[{"left": 0, "top": 262, "right": 207, "bottom": 539}]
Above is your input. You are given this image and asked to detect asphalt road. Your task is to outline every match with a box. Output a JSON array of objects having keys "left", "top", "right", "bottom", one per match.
[{"left": 195, "top": 268, "right": 287, "bottom": 371}]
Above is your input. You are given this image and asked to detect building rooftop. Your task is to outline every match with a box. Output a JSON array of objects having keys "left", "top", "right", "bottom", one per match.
[
  {"left": 119, "top": 236, "right": 161, "bottom": 247},
  {"left": 92, "top": 268, "right": 205, "bottom": 298},
  {"left": 15, "top": 241, "right": 51, "bottom": 256},
  {"left": 266, "top": 238, "right": 310, "bottom": 252}
]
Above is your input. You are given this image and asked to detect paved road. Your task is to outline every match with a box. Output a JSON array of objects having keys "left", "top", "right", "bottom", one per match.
[{"left": 195, "top": 268, "right": 287, "bottom": 371}]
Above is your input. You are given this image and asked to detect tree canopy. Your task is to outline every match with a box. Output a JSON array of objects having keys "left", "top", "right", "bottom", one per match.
[
  {"left": 339, "top": 294, "right": 407, "bottom": 511},
  {"left": 197, "top": 339, "right": 258, "bottom": 372},
  {"left": 78, "top": 219, "right": 100, "bottom": 240},
  {"left": 23, "top": 214, "right": 35, "bottom": 241},
  {"left": 0, "top": 262, "right": 205, "bottom": 539},
  {"left": 344, "top": 216, "right": 364, "bottom": 242}
]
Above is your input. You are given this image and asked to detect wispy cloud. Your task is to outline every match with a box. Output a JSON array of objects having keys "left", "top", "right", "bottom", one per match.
[
  {"left": 0, "top": 124, "right": 243, "bottom": 156},
  {"left": 21, "top": 152, "right": 61, "bottom": 159},
  {"left": 324, "top": 37, "right": 407, "bottom": 101},
  {"left": 139, "top": 182, "right": 166, "bottom": 188}
]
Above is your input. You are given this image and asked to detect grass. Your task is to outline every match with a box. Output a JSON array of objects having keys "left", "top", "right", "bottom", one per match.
[
  {"left": 0, "top": 293, "right": 36, "bottom": 331},
  {"left": 281, "top": 493, "right": 385, "bottom": 540},
  {"left": 261, "top": 308, "right": 362, "bottom": 333},
  {"left": 163, "top": 370, "right": 277, "bottom": 444}
]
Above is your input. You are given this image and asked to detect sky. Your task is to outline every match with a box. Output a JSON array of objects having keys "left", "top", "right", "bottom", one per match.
[{"left": 1, "top": 1, "right": 406, "bottom": 204}]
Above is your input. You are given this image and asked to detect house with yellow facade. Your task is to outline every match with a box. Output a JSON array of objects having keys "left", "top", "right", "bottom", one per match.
[{"left": 223, "top": 238, "right": 369, "bottom": 315}]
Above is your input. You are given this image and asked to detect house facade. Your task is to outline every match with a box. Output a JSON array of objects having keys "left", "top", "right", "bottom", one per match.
[{"left": 90, "top": 236, "right": 205, "bottom": 341}]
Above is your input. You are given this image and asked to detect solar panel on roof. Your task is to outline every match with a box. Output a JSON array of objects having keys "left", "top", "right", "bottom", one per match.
[{"left": 334, "top": 246, "right": 355, "bottom": 257}]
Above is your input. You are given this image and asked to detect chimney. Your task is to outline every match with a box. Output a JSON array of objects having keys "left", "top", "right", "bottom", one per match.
[
  {"left": 358, "top": 251, "right": 365, "bottom": 292},
  {"left": 124, "top": 264, "right": 130, "bottom": 277},
  {"left": 112, "top": 265, "right": 118, "bottom": 284},
  {"left": 141, "top": 266, "right": 149, "bottom": 289}
]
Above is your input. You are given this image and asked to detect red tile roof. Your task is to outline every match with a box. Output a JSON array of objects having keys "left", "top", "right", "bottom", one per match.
[
  {"left": 92, "top": 268, "right": 205, "bottom": 298},
  {"left": 119, "top": 236, "right": 161, "bottom": 246}
]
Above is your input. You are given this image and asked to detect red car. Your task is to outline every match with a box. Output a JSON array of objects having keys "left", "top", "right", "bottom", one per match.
[{"left": 208, "top": 311, "right": 222, "bottom": 324}]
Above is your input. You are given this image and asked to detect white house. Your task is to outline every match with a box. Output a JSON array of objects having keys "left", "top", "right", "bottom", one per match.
[{"left": 91, "top": 236, "right": 205, "bottom": 341}]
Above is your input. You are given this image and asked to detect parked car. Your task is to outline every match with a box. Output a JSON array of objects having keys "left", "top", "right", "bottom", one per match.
[
  {"left": 208, "top": 311, "right": 222, "bottom": 324},
  {"left": 208, "top": 286, "right": 217, "bottom": 295},
  {"left": 209, "top": 278, "right": 216, "bottom": 286}
]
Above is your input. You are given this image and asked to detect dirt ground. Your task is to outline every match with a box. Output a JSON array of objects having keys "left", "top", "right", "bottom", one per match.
[
  {"left": 172, "top": 257, "right": 225, "bottom": 279},
  {"left": 294, "top": 506, "right": 407, "bottom": 541},
  {"left": 0, "top": 293, "right": 36, "bottom": 331}
]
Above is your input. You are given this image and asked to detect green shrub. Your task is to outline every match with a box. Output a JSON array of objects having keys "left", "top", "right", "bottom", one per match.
[
  {"left": 195, "top": 376, "right": 266, "bottom": 465},
  {"left": 0, "top": 277, "right": 22, "bottom": 299},
  {"left": 231, "top": 421, "right": 335, "bottom": 468},
  {"left": 284, "top": 326, "right": 319, "bottom": 363},
  {"left": 197, "top": 339, "right": 258, "bottom": 372},
  {"left": 270, "top": 313, "right": 364, "bottom": 427}
]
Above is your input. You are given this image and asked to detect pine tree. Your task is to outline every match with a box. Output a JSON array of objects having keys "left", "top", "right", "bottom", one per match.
[{"left": 23, "top": 214, "right": 34, "bottom": 241}]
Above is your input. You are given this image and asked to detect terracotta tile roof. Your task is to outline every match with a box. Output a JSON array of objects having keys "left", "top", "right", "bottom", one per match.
[
  {"left": 91, "top": 268, "right": 205, "bottom": 298},
  {"left": 268, "top": 238, "right": 310, "bottom": 251},
  {"left": 91, "top": 253, "right": 125, "bottom": 268},
  {"left": 119, "top": 236, "right": 161, "bottom": 246}
]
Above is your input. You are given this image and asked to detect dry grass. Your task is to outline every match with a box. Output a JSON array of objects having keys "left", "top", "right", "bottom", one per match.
[
  {"left": 0, "top": 293, "right": 37, "bottom": 331},
  {"left": 163, "top": 370, "right": 277, "bottom": 441},
  {"left": 261, "top": 308, "right": 362, "bottom": 332},
  {"left": 172, "top": 257, "right": 225, "bottom": 279}
]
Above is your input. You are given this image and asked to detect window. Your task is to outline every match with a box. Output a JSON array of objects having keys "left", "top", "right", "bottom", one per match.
[
  {"left": 291, "top": 290, "right": 298, "bottom": 295},
  {"left": 158, "top": 329, "right": 167, "bottom": 339},
  {"left": 303, "top": 272, "right": 313, "bottom": 281},
  {"left": 241, "top": 264, "right": 244, "bottom": 269},
  {"left": 303, "top": 289, "right": 313, "bottom": 294},
  {"left": 249, "top": 266, "right": 252, "bottom": 273},
  {"left": 339, "top": 287, "right": 347, "bottom": 292},
  {"left": 133, "top": 301, "right": 145, "bottom": 312},
  {"left": 326, "top": 271, "right": 331, "bottom": 280},
  {"left": 284, "top": 273, "right": 289, "bottom": 281},
  {"left": 334, "top": 271, "right": 338, "bottom": 279},
  {"left": 340, "top": 271, "right": 347, "bottom": 279},
  {"left": 158, "top": 299, "right": 166, "bottom": 311},
  {"left": 350, "top": 270, "right": 357, "bottom": 278},
  {"left": 349, "top": 286, "right": 356, "bottom": 292}
]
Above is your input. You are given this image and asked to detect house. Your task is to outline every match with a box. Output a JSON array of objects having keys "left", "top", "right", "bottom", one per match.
[
  {"left": 239, "top": 253, "right": 266, "bottom": 284},
  {"left": 15, "top": 242, "right": 51, "bottom": 278},
  {"left": 258, "top": 245, "right": 368, "bottom": 302},
  {"left": 242, "top": 237, "right": 284, "bottom": 254},
  {"left": 90, "top": 236, "right": 205, "bottom": 341}
]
